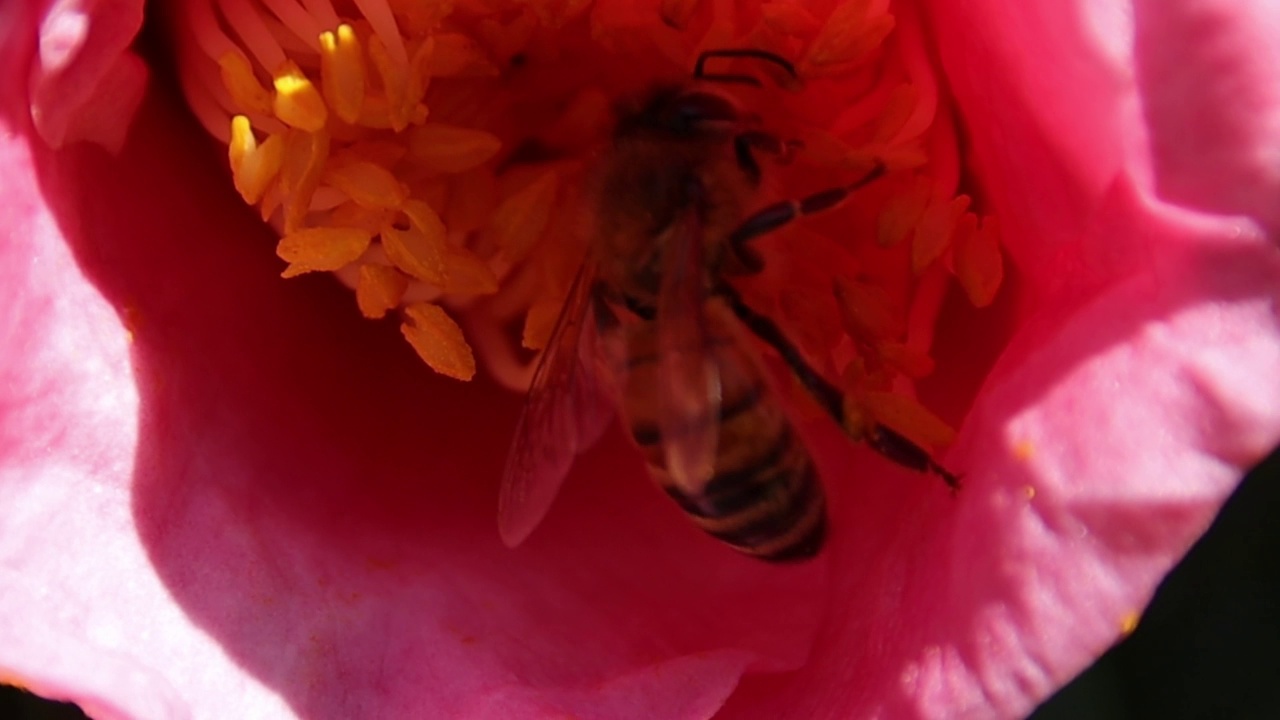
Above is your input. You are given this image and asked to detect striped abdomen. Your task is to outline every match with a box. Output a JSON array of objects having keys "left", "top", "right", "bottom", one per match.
[{"left": 618, "top": 302, "right": 827, "bottom": 561}]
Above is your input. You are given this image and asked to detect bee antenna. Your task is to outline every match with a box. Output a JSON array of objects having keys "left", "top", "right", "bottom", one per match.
[{"left": 693, "top": 49, "right": 799, "bottom": 89}]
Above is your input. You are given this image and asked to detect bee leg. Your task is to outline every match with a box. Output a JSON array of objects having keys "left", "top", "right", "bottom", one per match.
[
  {"left": 716, "top": 282, "right": 844, "bottom": 422},
  {"left": 727, "top": 160, "right": 887, "bottom": 272},
  {"left": 694, "top": 49, "right": 799, "bottom": 83},
  {"left": 865, "top": 425, "right": 962, "bottom": 490},
  {"left": 737, "top": 131, "right": 802, "bottom": 165},
  {"left": 718, "top": 281, "right": 959, "bottom": 489}
]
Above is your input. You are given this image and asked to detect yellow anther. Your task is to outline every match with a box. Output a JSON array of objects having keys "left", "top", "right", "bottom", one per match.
[
  {"left": 522, "top": 295, "right": 564, "bottom": 351},
  {"left": 279, "top": 128, "right": 331, "bottom": 234},
  {"left": 319, "top": 25, "right": 365, "bottom": 125},
  {"left": 324, "top": 160, "right": 408, "bottom": 209},
  {"left": 329, "top": 202, "right": 396, "bottom": 233},
  {"left": 273, "top": 60, "right": 329, "bottom": 132},
  {"left": 381, "top": 224, "right": 448, "bottom": 286},
  {"left": 443, "top": 249, "right": 498, "bottom": 295},
  {"left": 874, "top": 84, "right": 918, "bottom": 143},
  {"left": 490, "top": 171, "right": 559, "bottom": 264},
  {"left": 834, "top": 276, "right": 906, "bottom": 341},
  {"left": 428, "top": 33, "right": 500, "bottom": 77},
  {"left": 861, "top": 391, "right": 956, "bottom": 451},
  {"left": 760, "top": 3, "right": 821, "bottom": 35},
  {"left": 913, "top": 195, "right": 970, "bottom": 274},
  {"left": 277, "top": 227, "right": 374, "bottom": 277},
  {"left": 530, "top": 0, "right": 593, "bottom": 27},
  {"left": 804, "top": 0, "right": 895, "bottom": 73},
  {"left": 401, "top": 303, "right": 476, "bottom": 381},
  {"left": 219, "top": 51, "right": 273, "bottom": 116},
  {"left": 878, "top": 176, "right": 930, "bottom": 247},
  {"left": 368, "top": 34, "right": 412, "bottom": 132},
  {"left": 407, "top": 123, "right": 502, "bottom": 174},
  {"left": 356, "top": 264, "right": 409, "bottom": 319},
  {"left": 876, "top": 341, "right": 935, "bottom": 379},
  {"left": 228, "top": 116, "right": 283, "bottom": 204},
  {"left": 953, "top": 214, "right": 1003, "bottom": 307}
]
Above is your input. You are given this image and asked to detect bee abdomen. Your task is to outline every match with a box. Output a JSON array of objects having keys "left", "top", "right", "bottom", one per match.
[{"left": 662, "top": 426, "right": 827, "bottom": 562}]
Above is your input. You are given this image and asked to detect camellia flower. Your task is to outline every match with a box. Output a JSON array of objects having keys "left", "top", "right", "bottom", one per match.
[{"left": 3, "top": 0, "right": 1280, "bottom": 718}]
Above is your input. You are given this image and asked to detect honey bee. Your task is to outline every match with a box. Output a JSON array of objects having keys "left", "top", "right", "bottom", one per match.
[{"left": 499, "top": 49, "right": 957, "bottom": 561}]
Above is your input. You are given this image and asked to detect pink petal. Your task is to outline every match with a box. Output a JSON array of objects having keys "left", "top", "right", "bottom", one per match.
[
  {"left": 4, "top": 1, "right": 1280, "bottom": 718},
  {"left": 27, "top": 0, "right": 148, "bottom": 151},
  {"left": 1133, "top": 0, "right": 1280, "bottom": 234}
]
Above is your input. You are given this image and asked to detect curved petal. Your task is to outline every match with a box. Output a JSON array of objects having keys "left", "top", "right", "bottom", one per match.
[
  {"left": 1132, "top": 0, "right": 1280, "bottom": 234},
  {"left": 27, "top": 0, "right": 147, "bottom": 151}
]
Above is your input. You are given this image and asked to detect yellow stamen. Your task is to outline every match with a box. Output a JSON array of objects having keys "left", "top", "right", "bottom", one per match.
[
  {"left": 277, "top": 227, "right": 373, "bottom": 277},
  {"left": 219, "top": 51, "right": 273, "bottom": 116},
  {"left": 522, "top": 295, "right": 564, "bottom": 351},
  {"left": 443, "top": 249, "right": 499, "bottom": 295},
  {"left": 761, "top": 4, "right": 821, "bottom": 35},
  {"left": 319, "top": 25, "right": 365, "bottom": 125},
  {"left": 181, "top": 0, "right": 1004, "bottom": 395},
  {"left": 273, "top": 60, "right": 329, "bottom": 132},
  {"left": 382, "top": 224, "right": 448, "bottom": 286},
  {"left": 803, "top": 0, "right": 896, "bottom": 75},
  {"left": 367, "top": 34, "right": 413, "bottom": 132},
  {"left": 407, "top": 124, "right": 503, "bottom": 174},
  {"left": 356, "top": 264, "right": 408, "bottom": 319},
  {"left": 324, "top": 160, "right": 408, "bottom": 209},
  {"left": 228, "top": 115, "right": 283, "bottom": 204},
  {"left": 279, "top": 128, "right": 330, "bottom": 234},
  {"left": 860, "top": 391, "right": 957, "bottom": 451},
  {"left": 490, "top": 171, "right": 560, "bottom": 264},
  {"left": 834, "top": 277, "right": 906, "bottom": 342},
  {"left": 913, "top": 195, "right": 970, "bottom": 274},
  {"left": 401, "top": 303, "right": 476, "bottom": 381},
  {"left": 878, "top": 176, "right": 931, "bottom": 247},
  {"left": 953, "top": 214, "right": 1004, "bottom": 308}
]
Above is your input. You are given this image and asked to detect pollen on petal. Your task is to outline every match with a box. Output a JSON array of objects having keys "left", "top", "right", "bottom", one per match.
[
  {"left": 356, "top": 264, "right": 409, "bottom": 319},
  {"left": 277, "top": 227, "right": 374, "bottom": 277},
  {"left": 401, "top": 303, "right": 477, "bottom": 381},
  {"left": 273, "top": 60, "right": 329, "bottom": 132},
  {"left": 319, "top": 25, "right": 365, "bottom": 125}
]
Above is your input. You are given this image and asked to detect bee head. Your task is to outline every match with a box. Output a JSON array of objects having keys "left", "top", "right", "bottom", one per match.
[{"left": 615, "top": 84, "right": 746, "bottom": 142}]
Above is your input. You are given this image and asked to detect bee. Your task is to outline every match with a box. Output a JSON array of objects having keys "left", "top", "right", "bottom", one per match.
[{"left": 499, "top": 49, "right": 957, "bottom": 562}]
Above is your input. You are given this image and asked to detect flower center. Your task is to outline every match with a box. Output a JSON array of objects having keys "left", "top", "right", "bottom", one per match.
[{"left": 170, "top": 0, "right": 1002, "bottom": 450}]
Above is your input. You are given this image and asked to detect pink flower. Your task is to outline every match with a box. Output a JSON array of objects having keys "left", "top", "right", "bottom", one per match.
[{"left": 3, "top": 0, "right": 1280, "bottom": 718}]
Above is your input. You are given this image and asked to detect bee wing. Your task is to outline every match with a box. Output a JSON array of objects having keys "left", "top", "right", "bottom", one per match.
[
  {"left": 498, "top": 259, "right": 615, "bottom": 548},
  {"left": 655, "top": 210, "right": 721, "bottom": 492}
]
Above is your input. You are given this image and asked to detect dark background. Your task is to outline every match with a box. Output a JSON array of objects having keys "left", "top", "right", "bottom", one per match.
[{"left": 4, "top": 447, "right": 1277, "bottom": 719}]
